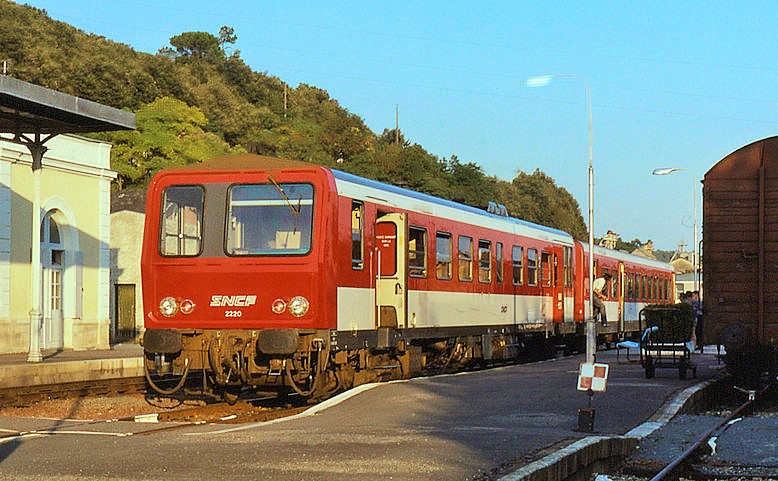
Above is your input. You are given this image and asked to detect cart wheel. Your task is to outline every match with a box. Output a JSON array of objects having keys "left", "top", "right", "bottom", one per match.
[{"left": 644, "top": 356, "right": 655, "bottom": 379}]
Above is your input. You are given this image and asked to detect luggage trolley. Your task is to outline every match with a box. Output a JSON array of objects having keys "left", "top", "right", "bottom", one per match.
[{"left": 639, "top": 304, "right": 697, "bottom": 379}]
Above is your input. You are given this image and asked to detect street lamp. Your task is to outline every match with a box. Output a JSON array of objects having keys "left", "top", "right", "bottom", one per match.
[
  {"left": 525, "top": 74, "right": 595, "bottom": 364},
  {"left": 652, "top": 167, "right": 699, "bottom": 292}
]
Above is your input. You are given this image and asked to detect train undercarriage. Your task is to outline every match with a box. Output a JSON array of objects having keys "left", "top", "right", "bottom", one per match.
[{"left": 142, "top": 326, "right": 570, "bottom": 403}]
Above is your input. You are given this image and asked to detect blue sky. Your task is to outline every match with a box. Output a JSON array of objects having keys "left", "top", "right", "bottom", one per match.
[{"left": 21, "top": 1, "right": 778, "bottom": 251}]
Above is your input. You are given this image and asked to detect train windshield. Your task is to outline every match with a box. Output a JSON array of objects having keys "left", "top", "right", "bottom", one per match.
[
  {"left": 160, "top": 185, "right": 204, "bottom": 257},
  {"left": 226, "top": 182, "right": 314, "bottom": 256}
]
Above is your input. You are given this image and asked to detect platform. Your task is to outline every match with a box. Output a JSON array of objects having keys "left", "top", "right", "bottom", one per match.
[
  {"left": 0, "top": 346, "right": 724, "bottom": 481},
  {"left": 0, "top": 343, "right": 143, "bottom": 388}
]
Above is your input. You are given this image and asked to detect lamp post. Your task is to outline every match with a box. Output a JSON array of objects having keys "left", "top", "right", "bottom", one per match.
[
  {"left": 652, "top": 167, "right": 699, "bottom": 292},
  {"left": 525, "top": 74, "right": 595, "bottom": 364}
]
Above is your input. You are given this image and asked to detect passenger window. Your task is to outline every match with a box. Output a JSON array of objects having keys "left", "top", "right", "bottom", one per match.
[
  {"left": 627, "top": 274, "right": 634, "bottom": 299},
  {"left": 436, "top": 232, "right": 452, "bottom": 280},
  {"left": 478, "top": 240, "right": 492, "bottom": 283},
  {"left": 611, "top": 271, "right": 619, "bottom": 298},
  {"left": 512, "top": 246, "right": 524, "bottom": 285},
  {"left": 495, "top": 242, "right": 504, "bottom": 284},
  {"left": 160, "top": 185, "right": 204, "bottom": 257},
  {"left": 409, "top": 227, "right": 427, "bottom": 277},
  {"left": 540, "top": 251, "right": 552, "bottom": 287},
  {"left": 527, "top": 248, "right": 538, "bottom": 286},
  {"left": 351, "top": 201, "right": 364, "bottom": 269},
  {"left": 458, "top": 236, "right": 473, "bottom": 281}
]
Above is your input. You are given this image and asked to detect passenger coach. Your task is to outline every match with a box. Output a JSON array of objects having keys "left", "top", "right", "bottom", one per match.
[{"left": 141, "top": 154, "right": 673, "bottom": 400}]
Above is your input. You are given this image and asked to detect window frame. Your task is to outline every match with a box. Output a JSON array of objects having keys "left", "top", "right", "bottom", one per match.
[
  {"left": 351, "top": 200, "right": 364, "bottom": 270},
  {"left": 159, "top": 185, "right": 204, "bottom": 257},
  {"left": 478, "top": 239, "right": 492, "bottom": 284},
  {"left": 495, "top": 242, "right": 504, "bottom": 284},
  {"left": 435, "top": 231, "right": 453, "bottom": 280},
  {"left": 512, "top": 245, "right": 524, "bottom": 286},
  {"left": 409, "top": 226, "right": 428, "bottom": 278},
  {"left": 527, "top": 248, "right": 538, "bottom": 286},
  {"left": 458, "top": 235, "right": 473, "bottom": 282},
  {"left": 225, "top": 182, "right": 315, "bottom": 257}
]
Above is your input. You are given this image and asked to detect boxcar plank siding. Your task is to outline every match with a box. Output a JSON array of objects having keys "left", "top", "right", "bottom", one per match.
[{"left": 704, "top": 136, "right": 778, "bottom": 346}]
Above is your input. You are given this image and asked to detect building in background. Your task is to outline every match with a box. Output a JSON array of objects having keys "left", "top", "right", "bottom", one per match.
[
  {"left": 110, "top": 189, "right": 147, "bottom": 343},
  {"left": 0, "top": 135, "right": 115, "bottom": 354}
]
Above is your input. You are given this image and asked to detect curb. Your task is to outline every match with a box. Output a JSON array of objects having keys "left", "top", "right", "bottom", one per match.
[{"left": 497, "top": 380, "right": 713, "bottom": 481}]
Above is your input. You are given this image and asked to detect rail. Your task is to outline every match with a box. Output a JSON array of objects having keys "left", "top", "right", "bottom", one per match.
[
  {"left": 0, "top": 376, "right": 147, "bottom": 407},
  {"left": 648, "top": 386, "right": 760, "bottom": 481}
]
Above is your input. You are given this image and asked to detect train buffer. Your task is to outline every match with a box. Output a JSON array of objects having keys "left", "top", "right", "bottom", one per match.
[{"left": 638, "top": 305, "right": 697, "bottom": 380}]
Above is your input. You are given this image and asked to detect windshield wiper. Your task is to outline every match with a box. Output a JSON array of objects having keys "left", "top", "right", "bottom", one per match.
[{"left": 268, "top": 175, "right": 301, "bottom": 218}]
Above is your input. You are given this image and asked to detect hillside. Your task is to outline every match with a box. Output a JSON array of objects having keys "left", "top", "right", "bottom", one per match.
[{"left": 0, "top": 0, "right": 587, "bottom": 240}]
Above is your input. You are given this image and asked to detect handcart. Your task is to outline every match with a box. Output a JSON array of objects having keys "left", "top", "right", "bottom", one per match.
[{"left": 639, "top": 304, "right": 697, "bottom": 379}]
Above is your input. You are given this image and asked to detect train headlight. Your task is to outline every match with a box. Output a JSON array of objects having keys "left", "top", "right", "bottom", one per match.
[
  {"left": 179, "top": 299, "right": 195, "bottom": 315},
  {"left": 288, "top": 296, "right": 309, "bottom": 317},
  {"left": 271, "top": 298, "right": 287, "bottom": 315},
  {"left": 159, "top": 297, "right": 179, "bottom": 317}
]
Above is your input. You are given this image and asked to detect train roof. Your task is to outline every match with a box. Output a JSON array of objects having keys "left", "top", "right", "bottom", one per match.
[
  {"left": 158, "top": 154, "right": 318, "bottom": 173},
  {"left": 331, "top": 169, "right": 574, "bottom": 245},
  {"left": 153, "top": 154, "right": 573, "bottom": 245},
  {"left": 579, "top": 240, "right": 674, "bottom": 271}
]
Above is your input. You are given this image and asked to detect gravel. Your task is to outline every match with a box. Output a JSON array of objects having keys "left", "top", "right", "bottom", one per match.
[{"left": 0, "top": 394, "right": 202, "bottom": 420}]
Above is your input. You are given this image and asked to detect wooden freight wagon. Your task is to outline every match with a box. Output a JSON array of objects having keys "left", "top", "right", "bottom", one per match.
[{"left": 703, "top": 136, "right": 778, "bottom": 348}]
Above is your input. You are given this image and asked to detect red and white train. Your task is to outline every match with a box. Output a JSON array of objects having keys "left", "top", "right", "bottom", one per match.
[{"left": 141, "top": 154, "right": 674, "bottom": 400}]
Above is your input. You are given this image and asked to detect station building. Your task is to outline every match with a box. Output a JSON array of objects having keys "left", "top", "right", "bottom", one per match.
[
  {"left": 109, "top": 189, "right": 147, "bottom": 343},
  {"left": 0, "top": 134, "right": 116, "bottom": 354}
]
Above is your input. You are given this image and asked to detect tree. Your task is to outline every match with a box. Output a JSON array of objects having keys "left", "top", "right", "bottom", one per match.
[
  {"left": 97, "top": 97, "right": 238, "bottom": 189},
  {"left": 160, "top": 26, "right": 237, "bottom": 63}
]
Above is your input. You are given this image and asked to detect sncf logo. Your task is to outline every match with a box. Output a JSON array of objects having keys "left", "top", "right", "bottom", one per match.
[{"left": 210, "top": 295, "right": 257, "bottom": 307}]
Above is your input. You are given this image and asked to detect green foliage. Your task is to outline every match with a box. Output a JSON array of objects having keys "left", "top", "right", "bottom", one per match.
[
  {"left": 0, "top": 1, "right": 589, "bottom": 239},
  {"left": 507, "top": 169, "right": 587, "bottom": 239},
  {"left": 94, "top": 97, "right": 237, "bottom": 188}
]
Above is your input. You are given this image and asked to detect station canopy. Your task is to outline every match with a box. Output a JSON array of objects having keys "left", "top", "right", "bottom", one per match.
[{"left": 0, "top": 75, "right": 134, "bottom": 137}]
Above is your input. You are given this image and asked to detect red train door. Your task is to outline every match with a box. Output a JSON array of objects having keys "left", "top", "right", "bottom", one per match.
[
  {"left": 541, "top": 248, "right": 564, "bottom": 323},
  {"left": 552, "top": 247, "right": 564, "bottom": 322},
  {"left": 375, "top": 213, "right": 408, "bottom": 328}
]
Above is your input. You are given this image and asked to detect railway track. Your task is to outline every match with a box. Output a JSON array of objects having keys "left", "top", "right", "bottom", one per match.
[
  {"left": 0, "top": 376, "right": 147, "bottom": 408},
  {"left": 613, "top": 381, "right": 778, "bottom": 481}
]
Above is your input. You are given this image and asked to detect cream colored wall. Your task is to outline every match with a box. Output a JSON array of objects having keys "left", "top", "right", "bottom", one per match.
[
  {"left": 110, "top": 210, "right": 145, "bottom": 335},
  {"left": 0, "top": 135, "right": 116, "bottom": 354}
]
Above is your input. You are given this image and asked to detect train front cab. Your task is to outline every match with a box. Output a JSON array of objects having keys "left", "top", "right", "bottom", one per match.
[{"left": 140, "top": 160, "right": 341, "bottom": 399}]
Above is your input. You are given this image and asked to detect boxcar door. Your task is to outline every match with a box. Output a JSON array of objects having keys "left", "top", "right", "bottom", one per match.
[{"left": 375, "top": 213, "right": 408, "bottom": 328}]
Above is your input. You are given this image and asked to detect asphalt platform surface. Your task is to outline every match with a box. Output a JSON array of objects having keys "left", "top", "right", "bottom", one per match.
[{"left": 0, "top": 346, "right": 726, "bottom": 481}]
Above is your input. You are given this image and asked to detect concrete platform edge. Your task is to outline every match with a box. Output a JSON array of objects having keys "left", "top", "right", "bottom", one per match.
[
  {"left": 0, "top": 358, "right": 144, "bottom": 387},
  {"left": 497, "top": 380, "right": 713, "bottom": 481}
]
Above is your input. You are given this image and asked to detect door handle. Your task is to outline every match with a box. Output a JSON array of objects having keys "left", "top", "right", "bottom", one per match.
[{"left": 395, "top": 283, "right": 402, "bottom": 294}]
